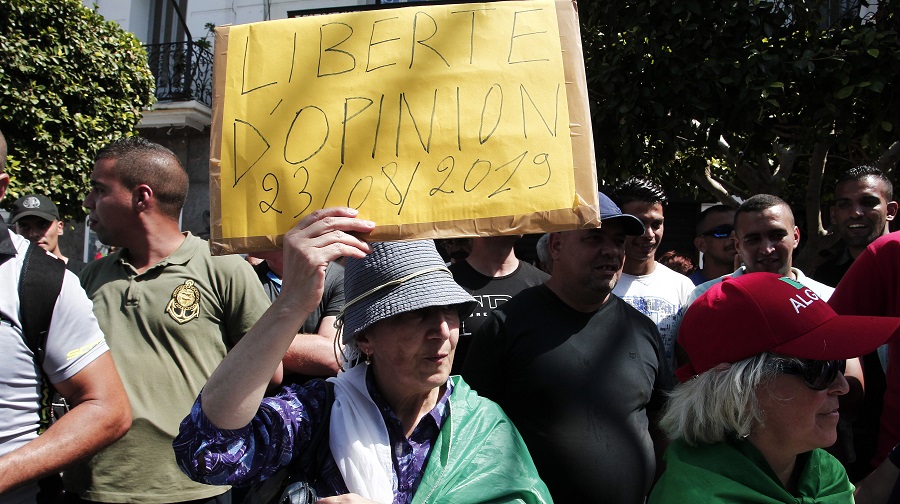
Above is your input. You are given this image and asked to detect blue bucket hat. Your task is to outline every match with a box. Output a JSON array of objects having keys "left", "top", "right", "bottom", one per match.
[{"left": 338, "top": 240, "right": 477, "bottom": 343}]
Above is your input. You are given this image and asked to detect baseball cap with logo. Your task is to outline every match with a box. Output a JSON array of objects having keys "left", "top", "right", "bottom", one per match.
[
  {"left": 675, "top": 272, "right": 900, "bottom": 382},
  {"left": 599, "top": 191, "right": 645, "bottom": 236},
  {"left": 9, "top": 194, "right": 60, "bottom": 224}
]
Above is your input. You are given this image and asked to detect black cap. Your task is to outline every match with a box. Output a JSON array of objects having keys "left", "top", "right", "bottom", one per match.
[{"left": 10, "top": 194, "right": 60, "bottom": 224}]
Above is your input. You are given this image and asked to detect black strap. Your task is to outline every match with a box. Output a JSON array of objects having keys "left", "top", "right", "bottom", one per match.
[{"left": 18, "top": 243, "right": 66, "bottom": 433}]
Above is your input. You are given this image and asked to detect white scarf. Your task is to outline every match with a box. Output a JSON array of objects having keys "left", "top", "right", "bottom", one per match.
[{"left": 327, "top": 365, "right": 393, "bottom": 503}]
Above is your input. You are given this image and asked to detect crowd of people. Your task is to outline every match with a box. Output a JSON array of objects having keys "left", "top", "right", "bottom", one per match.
[{"left": 1, "top": 127, "right": 900, "bottom": 504}]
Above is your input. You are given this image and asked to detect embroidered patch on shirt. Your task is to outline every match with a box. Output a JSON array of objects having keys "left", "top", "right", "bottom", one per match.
[{"left": 166, "top": 280, "right": 201, "bottom": 324}]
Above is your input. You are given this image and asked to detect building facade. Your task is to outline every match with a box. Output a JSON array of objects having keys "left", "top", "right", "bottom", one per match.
[{"left": 80, "top": 0, "right": 375, "bottom": 247}]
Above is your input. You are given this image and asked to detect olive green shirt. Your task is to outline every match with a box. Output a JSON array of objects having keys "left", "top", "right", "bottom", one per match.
[{"left": 66, "top": 233, "right": 270, "bottom": 503}]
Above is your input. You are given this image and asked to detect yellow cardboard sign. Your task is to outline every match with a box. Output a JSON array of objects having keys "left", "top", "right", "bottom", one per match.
[{"left": 210, "top": 0, "right": 598, "bottom": 253}]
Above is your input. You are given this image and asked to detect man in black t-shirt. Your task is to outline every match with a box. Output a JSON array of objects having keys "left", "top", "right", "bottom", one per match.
[
  {"left": 463, "top": 193, "right": 673, "bottom": 503},
  {"left": 449, "top": 236, "right": 548, "bottom": 374}
]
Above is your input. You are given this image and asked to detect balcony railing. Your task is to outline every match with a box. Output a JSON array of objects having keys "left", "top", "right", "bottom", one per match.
[{"left": 144, "top": 41, "right": 214, "bottom": 108}]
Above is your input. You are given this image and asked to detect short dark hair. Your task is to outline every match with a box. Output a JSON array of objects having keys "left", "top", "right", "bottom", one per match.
[
  {"left": 695, "top": 204, "right": 735, "bottom": 235},
  {"left": 610, "top": 178, "right": 668, "bottom": 208},
  {"left": 734, "top": 194, "right": 793, "bottom": 233},
  {"left": 94, "top": 137, "right": 188, "bottom": 219},
  {"left": 835, "top": 165, "right": 893, "bottom": 200}
]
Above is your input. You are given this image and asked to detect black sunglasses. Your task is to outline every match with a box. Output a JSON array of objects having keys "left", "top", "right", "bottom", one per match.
[
  {"left": 780, "top": 359, "right": 846, "bottom": 390},
  {"left": 698, "top": 224, "right": 734, "bottom": 238}
]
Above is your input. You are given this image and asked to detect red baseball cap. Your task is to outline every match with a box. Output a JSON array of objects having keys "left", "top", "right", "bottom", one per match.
[{"left": 675, "top": 272, "right": 900, "bottom": 382}]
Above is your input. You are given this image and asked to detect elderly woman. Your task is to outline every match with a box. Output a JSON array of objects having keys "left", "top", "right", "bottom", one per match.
[
  {"left": 650, "top": 273, "right": 900, "bottom": 503},
  {"left": 173, "top": 208, "right": 550, "bottom": 503}
]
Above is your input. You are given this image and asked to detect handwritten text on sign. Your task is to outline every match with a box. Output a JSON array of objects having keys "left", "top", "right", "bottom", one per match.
[{"left": 219, "top": 0, "right": 575, "bottom": 240}]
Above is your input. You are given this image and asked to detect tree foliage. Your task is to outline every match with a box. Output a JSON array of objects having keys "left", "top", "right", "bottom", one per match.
[
  {"left": 584, "top": 0, "right": 900, "bottom": 187},
  {"left": 0, "top": 0, "right": 155, "bottom": 220},
  {"left": 581, "top": 0, "right": 900, "bottom": 257}
]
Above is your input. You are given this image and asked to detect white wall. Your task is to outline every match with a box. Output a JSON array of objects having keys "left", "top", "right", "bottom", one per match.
[
  {"left": 268, "top": 0, "right": 370, "bottom": 20},
  {"left": 84, "top": 0, "right": 153, "bottom": 42},
  {"left": 86, "top": 0, "right": 373, "bottom": 46}
]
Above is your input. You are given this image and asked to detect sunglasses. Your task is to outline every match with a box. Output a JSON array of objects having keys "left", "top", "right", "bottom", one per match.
[
  {"left": 698, "top": 224, "right": 734, "bottom": 239},
  {"left": 780, "top": 359, "right": 846, "bottom": 390}
]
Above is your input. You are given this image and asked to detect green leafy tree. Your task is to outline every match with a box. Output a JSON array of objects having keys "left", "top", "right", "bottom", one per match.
[
  {"left": 582, "top": 0, "right": 900, "bottom": 267},
  {"left": 0, "top": 0, "right": 155, "bottom": 220}
]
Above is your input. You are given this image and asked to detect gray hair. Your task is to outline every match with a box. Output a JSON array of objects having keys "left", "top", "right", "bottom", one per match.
[
  {"left": 536, "top": 233, "right": 552, "bottom": 271},
  {"left": 339, "top": 336, "right": 363, "bottom": 370},
  {"left": 661, "top": 353, "right": 794, "bottom": 445}
]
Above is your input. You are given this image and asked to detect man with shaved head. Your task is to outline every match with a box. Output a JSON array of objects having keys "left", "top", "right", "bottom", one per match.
[
  {"left": 676, "top": 194, "right": 842, "bottom": 368},
  {"left": 64, "top": 138, "right": 270, "bottom": 503},
  {"left": 687, "top": 194, "right": 834, "bottom": 301},
  {"left": 675, "top": 194, "right": 867, "bottom": 478}
]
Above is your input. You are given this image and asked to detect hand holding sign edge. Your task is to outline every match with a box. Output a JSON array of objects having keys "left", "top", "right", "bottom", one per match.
[{"left": 279, "top": 207, "right": 374, "bottom": 316}]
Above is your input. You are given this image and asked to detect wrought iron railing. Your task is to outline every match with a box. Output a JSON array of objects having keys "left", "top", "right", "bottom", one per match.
[{"left": 144, "top": 41, "right": 214, "bottom": 108}]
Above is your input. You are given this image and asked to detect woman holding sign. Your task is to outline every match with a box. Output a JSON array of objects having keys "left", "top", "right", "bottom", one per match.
[{"left": 173, "top": 208, "right": 550, "bottom": 503}]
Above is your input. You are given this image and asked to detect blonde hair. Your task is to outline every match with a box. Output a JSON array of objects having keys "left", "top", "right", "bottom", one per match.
[{"left": 660, "top": 353, "right": 786, "bottom": 445}]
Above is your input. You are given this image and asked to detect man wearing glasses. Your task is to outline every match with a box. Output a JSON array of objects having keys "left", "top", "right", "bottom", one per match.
[{"left": 689, "top": 205, "right": 737, "bottom": 286}]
